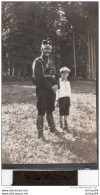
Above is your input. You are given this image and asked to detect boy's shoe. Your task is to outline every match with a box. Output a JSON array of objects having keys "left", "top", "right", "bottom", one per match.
[
  {"left": 64, "top": 125, "right": 67, "bottom": 130},
  {"left": 64, "top": 123, "right": 70, "bottom": 133}
]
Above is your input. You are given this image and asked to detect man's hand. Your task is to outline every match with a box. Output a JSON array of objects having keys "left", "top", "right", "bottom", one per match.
[{"left": 52, "top": 85, "right": 58, "bottom": 93}]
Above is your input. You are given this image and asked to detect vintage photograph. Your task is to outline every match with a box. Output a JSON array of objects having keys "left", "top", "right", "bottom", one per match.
[{"left": 2, "top": 2, "right": 98, "bottom": 167}]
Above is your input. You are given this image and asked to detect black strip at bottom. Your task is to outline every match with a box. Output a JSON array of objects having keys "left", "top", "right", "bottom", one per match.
[
  {"left": 12, "top": 171, "right": 78, "bottom": 186},
  {"left": 2, "top": 163, "right": 98, "bottom": 170}
]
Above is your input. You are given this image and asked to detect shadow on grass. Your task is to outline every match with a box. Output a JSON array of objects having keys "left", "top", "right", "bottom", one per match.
[
  {"left": 2, "top": 83, "right": 37, "bottom": 104},
  {"left": 2, "top": 80, "right": 96, "bottom": 104},
  {"left": 71, "top": 80, "right": 96, "bottom": 94},
  {"left": 43, "top": 129, "right": 97, "bottom": 163}
]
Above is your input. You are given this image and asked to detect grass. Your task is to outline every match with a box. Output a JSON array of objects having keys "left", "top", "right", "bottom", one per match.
[{"left": 2, "top": 80, "right": 97, "bottom": 164}]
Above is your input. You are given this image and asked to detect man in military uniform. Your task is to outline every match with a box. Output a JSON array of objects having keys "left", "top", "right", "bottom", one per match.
[{"left": 32, "top": 38, "right": 59, "bottom": 139}]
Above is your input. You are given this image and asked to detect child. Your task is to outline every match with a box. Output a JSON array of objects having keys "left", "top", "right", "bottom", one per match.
[{"left": 56, "top": 67, "right": 71, "bottom": 132}]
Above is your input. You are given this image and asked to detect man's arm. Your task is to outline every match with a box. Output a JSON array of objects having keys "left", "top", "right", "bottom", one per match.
[{"left": 68, "top": 82, "right": 71, "bottom": 106}]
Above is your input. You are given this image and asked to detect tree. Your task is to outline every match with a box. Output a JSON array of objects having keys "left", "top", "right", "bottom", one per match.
[{"left": 2, "top": 2, "right": 98, "bottom": 80}]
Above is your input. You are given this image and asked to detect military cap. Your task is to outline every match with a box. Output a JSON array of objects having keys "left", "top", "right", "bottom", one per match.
[{"left": 41, "top": 38, "right": 52, "bottom": 49}]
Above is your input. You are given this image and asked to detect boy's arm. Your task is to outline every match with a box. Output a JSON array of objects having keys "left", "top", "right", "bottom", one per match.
[
  {"left": 56, "top": 89, "right": 59, "bottom": 101},
  {"left": 69, "top": 82, "right": 71, "bottom": 106}
]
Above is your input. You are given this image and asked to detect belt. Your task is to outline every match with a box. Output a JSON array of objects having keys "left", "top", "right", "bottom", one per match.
[{"left": 44, "top": 75, "right": 55, "bottom": 78}]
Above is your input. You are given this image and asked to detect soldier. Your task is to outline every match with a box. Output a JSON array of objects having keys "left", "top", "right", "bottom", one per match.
[{"left": 32, "top": 38, "right": 59, "bottom": 140}]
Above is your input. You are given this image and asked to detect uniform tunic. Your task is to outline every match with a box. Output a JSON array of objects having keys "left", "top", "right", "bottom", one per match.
[{"left": 32, "top": 55, "right": 59, "bottom": 115}]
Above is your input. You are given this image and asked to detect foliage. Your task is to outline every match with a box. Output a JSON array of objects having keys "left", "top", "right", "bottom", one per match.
[{"left": 2, "top": 2, "right": 98, "bottom": 78}]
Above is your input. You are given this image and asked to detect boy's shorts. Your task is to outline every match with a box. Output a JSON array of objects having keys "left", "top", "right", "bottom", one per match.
[{"left": 59, "top": 97, "right": 70, "bottom": 116}]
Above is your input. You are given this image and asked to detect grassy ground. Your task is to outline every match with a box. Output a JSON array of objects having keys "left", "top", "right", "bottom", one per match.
[{"left": 2, "top": 80, "right": 97, "bottom": 164}]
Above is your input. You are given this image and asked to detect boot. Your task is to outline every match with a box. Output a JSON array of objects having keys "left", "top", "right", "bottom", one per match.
[
  {"left": 47, "top": 114, "right": 56, "bottom": 133},
  {"left": 37, "top": 115, "right": 45, "bottom": 139}
]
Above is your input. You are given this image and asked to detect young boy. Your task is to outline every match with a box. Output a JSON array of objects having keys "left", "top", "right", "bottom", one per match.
[{"left": 56, "top": 67, "right": 71, "bottom": 132}]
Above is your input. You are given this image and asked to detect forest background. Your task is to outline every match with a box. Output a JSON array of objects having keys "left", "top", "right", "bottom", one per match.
[{"left": 2, "top": 2, "right": 98, "bottom": 81}]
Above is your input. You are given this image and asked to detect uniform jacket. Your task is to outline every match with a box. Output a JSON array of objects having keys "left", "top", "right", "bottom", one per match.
[{"left": 32, "top": 56, "right": 59, "bottom": 92}]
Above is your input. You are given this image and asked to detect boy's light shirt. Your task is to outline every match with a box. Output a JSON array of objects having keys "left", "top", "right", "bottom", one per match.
[{"left": 56, "top": 78, "right": 71, "bottom": 100}]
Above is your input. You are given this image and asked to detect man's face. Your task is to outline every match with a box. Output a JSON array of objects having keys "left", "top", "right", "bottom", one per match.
[
  {"left": 41, "top": 44, "right": 52, "bottom": 57},
  {"left": 42, "top": 47, "right": 52, "bottom": 57}
]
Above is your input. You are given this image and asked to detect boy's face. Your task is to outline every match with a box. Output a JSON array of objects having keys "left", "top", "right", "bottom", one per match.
[{"left": 61, "top": 71, "right": 69, "bottom": 79}]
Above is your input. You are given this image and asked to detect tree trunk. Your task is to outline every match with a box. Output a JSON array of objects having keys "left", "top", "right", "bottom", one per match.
[
  {"left": 93, "top": 36, "right": 96, "bottom": 79},
  {"left": 88, "top": 33, "right": 91, "bottom": 79},
  {"left": 73, "top": 27, "right": 76, "bottom": 78},
  {"left": 91, "top": 35, "right": 94, "bottom": 79}
]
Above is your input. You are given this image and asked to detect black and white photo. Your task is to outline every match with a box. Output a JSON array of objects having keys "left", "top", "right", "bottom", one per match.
[{"left": 2, "top": 1, "right": 98, "bottom": 169}]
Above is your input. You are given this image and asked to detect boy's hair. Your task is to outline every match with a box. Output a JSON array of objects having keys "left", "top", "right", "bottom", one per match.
[{"left": 60, "top": 67, "right": 71, "bottom": 73}]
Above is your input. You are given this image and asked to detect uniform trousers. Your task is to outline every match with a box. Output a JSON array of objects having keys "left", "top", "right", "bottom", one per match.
[{"left": 37, "top": 88, "right": 56, "bottom": 116}]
